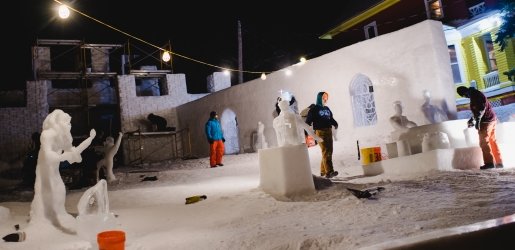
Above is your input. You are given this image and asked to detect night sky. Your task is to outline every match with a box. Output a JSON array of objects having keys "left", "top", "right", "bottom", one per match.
[{"left": 8, "top": 0, "right": 380, "bottom": 93}]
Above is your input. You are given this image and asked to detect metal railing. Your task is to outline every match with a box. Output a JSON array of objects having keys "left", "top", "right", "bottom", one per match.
[{"left": 483, "top": 70, "right": 501, "bottom": 88}]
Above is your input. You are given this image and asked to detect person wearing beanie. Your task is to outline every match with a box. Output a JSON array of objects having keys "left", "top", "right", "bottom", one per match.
[
  {"left": 205, "top": 111, "right": 225, "bottom": 168},
  {"left": 305, "top": 91, "right": 339, "bottom": 178},
  {"left": 457, "top": 86, "right": 503, "bottom": 170}
]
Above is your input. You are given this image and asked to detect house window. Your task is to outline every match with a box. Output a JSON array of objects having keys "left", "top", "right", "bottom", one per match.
[
  {"left": 135, "top": 76, "right": 169, "bottom": 96},
  {"left": 425, "top": 0, "right": 444, "bottom": 19},
  {"left": 350, "top": 74, "right": 377, "bottom": 127},
  {"left": 482, "top": 34, "right": 497, "bottom": 72},
  {"left": 364, "top": 21, "right": 378, "bottom": 39},
  {"left": 448, "top": 45, "right": 462, "bottom": 83}
]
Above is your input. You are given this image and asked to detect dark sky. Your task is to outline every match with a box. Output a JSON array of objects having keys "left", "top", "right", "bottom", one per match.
[{"left": 8, "top": 0, "right": 380, "bottom": 93}]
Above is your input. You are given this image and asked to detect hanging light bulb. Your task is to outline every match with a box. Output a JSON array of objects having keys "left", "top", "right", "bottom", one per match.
[
  {"left": 299, "top": 57, "right": 307, "bottom": 64},
  {"left": 58, "top": 5, "right": 70, "bottom": 19},
  {"left": 260, "top": 73, "right": 266, "bottom": 80},
  {"left": 162, "top": 51, "right": 171, "bottom": 62},
  {"left": 223, "top": 69, "right": 230, "bottom": 76}
]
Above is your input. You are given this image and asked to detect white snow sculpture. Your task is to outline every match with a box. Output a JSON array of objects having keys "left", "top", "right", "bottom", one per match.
[
  {"left": 76, "top": 179, "right": 117, "bottom": 247},
  {"left": 390, "top": 101, "right": 417, "bottom": 131},
  {"left": 273, "top": 100, "right": 321, "bottom": 146},
  {"left": 29, "top": 109, "right": 96, "bottom": 234},
  {"left": 421, "top": 132, "right": 451, "bottom": 152},
  {"left": 96, "top": 132, "right": 123, "bottom": 183},
  {"left": 260, "top": 100, "right": 319, "bottom": 198},
  {"left": 421, "top": 90, "right": 448, "bottom": 124},
  {"left": 254, "top": 121, "right": 268, "bottom": 150}
]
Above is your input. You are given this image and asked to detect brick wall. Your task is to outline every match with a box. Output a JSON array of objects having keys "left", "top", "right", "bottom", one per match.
[{"left": 0, "top": 81, "right": 48, "bottom": 162}]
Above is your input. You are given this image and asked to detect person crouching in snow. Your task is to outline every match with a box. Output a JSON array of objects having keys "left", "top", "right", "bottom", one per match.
[{"left": 205, "top": 111, "right": 225, "bottom": 168}]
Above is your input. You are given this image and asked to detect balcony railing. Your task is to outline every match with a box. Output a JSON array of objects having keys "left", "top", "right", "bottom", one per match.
[
  {"left": 483, "top": 70, "right": 500, "bottom": 88},
  {"left": 469, "top": 2, "right": 485, "bottom": 17}
]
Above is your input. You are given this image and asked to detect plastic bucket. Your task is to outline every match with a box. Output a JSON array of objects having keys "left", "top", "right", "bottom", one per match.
[
  {"left": 361, "top": 147, "right": 382, "bottom": 165},
  {"left": 97, "top": 230, "right": 125, "bottom": 250}
]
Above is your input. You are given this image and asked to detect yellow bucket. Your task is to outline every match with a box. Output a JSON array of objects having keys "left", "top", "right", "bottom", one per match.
[{"left": 361, "top": 147, "right": 382, "bottom": 165}]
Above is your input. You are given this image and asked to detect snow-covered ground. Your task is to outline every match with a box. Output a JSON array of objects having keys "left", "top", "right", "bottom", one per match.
[{"left": 2, "top": 139, "right": 515, "bottom": 250}]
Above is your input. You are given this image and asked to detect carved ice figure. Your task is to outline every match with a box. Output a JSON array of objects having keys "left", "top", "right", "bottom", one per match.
[
  {"left": 29, "top": 109, "right": 96, "bottom": 234},
  {"left": 96, "top": 132, "right": 123, "bottom": 183},
  {"left": 421, "top": 90, "right": 448, "bottom": 124},
  {"left": 390, "top": 101, "right": 417, "bottom": 131},
  {"left": 421, "top": 132, "right": 451, "bottom": 152},
  {"left": 273, "top": 100, "right": 321, "bottom": 147},
  {"left": 76, "top": 179, "right": 117, "bottom": 247},
  {"left": 254, "top": 121, "right": 268, "bottom": 150}
]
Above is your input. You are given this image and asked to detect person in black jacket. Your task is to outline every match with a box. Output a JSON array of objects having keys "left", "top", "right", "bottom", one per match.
[{"left": 305, "top": 91, "right": 339, "bottom": 178}]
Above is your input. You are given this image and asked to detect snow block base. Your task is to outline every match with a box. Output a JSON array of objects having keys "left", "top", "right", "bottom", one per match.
[{"left": 258, "top": 144, "right": 315, "bottom": 198}]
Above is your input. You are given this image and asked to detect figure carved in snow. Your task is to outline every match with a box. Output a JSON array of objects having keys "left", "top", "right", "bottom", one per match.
[
  {"left": 29, "top": 109, "right": 96, "bottom": 234},
  {"left": 96, "top": 132, "right": 123, "bottom": 183},
  {"left": 273, "top": 100, "right": 321, "bottom": 147}
]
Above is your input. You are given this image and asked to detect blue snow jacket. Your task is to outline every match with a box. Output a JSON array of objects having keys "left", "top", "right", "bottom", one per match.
[{"left": 205, "top": 118, "right": 224, "bottom": 141}]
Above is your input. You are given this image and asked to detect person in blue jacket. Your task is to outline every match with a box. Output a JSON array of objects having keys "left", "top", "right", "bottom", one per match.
[
  {"left": 305, "top": 92, "right": 339, "bottom": 178},
  {"left": 205, "top": 111, "right": 225, "bottom": 168}
]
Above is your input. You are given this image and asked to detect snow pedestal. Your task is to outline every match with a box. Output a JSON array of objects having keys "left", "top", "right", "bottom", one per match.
[{"left": 258, "top": 144, "right": 315, "bottom": 198}]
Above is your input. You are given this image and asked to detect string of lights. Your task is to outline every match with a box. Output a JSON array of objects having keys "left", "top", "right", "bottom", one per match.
[{"left": 52, "top": 0, "right": 272, "bottom": 76}]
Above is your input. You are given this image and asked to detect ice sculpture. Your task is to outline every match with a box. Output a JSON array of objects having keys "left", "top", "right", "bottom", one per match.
[
  {"left": 29, "top": 109, "right": 96, "bottom": 234},
  {"left": 254, "top": 121, "right": 268, "bottom": 150},
  {"left": 390, "top": 101, "right": 417, "bottom": 131},
  {"left": 421, "top": 132, "right": 451, "bottom": 152},
  {"left": 76, "top": 179, "right": 117, "bottom": 247},
  {"left": 421, "top": 90, "right": 448, "bottom": 124},
  {"left": 273, "top": 100, "right": 321, "bottom": 146},
  {"left": 96, "top": 132, "right": 123, "bottom": 183}
]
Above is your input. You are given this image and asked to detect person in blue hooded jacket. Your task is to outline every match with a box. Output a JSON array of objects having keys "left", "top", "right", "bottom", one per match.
[
  {"left": 205, "top": 111, "right": 225, "bottom": 168},
  {"left": 305, "top": 92, "right": 339, "bottom": 178}
]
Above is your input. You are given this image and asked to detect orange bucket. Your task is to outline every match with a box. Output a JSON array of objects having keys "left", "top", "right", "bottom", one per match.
[{"left": 97, "top": 230, "right": 125, "bottom": 250}]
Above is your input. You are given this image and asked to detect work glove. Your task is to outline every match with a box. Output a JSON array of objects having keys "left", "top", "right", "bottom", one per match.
[
  {"left": 467, "top": 118, "right": 474, "bottom": 128},
  {"left": 222, "top": 138, "right": 226, "bottom": 143},
  {"left": 474, "top": 116, "right": 481, "bottom": 130},
  {"left": 208, "top": 139, "right": 214, "bottom": 144}
]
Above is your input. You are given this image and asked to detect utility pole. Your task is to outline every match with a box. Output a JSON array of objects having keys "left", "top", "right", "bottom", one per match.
[{"left": 238, "top": 20, "right": 243, "bottom": 84}]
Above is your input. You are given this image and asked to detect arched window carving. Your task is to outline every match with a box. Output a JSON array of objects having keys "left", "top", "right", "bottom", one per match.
[{"left": 349, "top": 74, "right": 377, "bottom": 127}]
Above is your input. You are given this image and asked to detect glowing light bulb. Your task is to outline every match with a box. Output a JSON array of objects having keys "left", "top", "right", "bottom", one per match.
[
  {"left": 58, "top": 5, "right": 70, "bottom": 19},
  {"left": 223, "top": 70, "right": 230, "bottom": 76},
  {"left": 162, "top": 51, "right": 171, "bottom": 62},
  {"left": 299, "top": 57, "right": 307, "bottom": 64},
  {"left": 261, "top": 73, "right": 266, "bottom": 80}
]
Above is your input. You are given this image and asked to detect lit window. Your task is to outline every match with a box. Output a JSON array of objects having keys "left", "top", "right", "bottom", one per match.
[
  {"left": 364, "top": 21, "right": 378, "bottom": 39},
  {"left": 482, "top": 34, "right": 497, "bottom": 72},
  {"left": 425, "top": 0, "right": 444, "bottom": 19},
  {"left": 448, "top": 45, "right": 462, "bottom": 83}
]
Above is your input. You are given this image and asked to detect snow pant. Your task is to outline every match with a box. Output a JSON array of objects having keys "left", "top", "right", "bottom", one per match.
[
  {"left": 478, "top": 121, "right": 502, "bottom": 165},
  {"left": 209, "top": 140, "right": 225, "bottom": 167},
  {"left": 316, "top": 128, "right": 334, "bottom": 176}
]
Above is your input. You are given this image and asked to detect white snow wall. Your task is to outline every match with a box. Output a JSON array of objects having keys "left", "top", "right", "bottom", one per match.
[{"left": 176, "top": 20, "right": 457, "bottom": 161}]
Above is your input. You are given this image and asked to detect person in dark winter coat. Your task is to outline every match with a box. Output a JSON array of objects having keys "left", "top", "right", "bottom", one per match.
[
  {"left": 205, "top": 111, "right": 225, "bottom": 168},
  {"left": 305, "top": 92, "right": 339, "bottom": 178},
  {"left": 147, "top": 113, "right": 175, "bottom": 132},
  {"left": 457, "top": 86, "right": 503, "bottom": 169}
]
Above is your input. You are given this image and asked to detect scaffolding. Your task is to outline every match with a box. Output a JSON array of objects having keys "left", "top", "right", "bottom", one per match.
[
  {"left": 33, "top": 39, "right": 123, "bottom": 136},
  {"left": 126, "top": 128, "right": 193, "bottom": 165}
]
